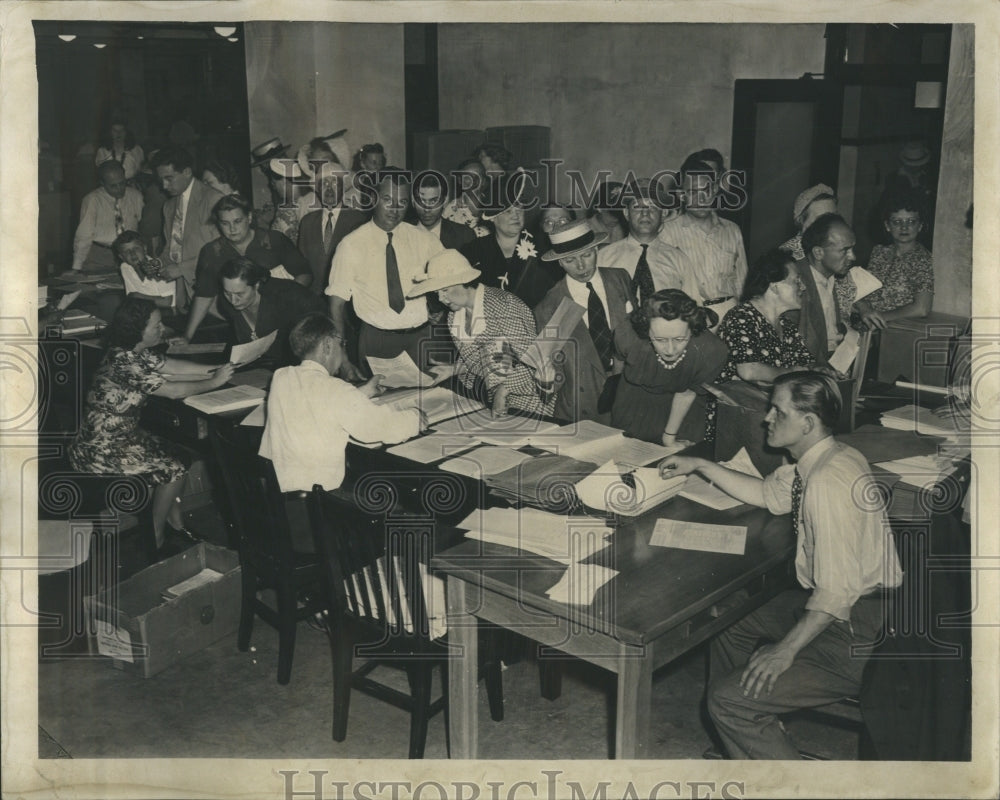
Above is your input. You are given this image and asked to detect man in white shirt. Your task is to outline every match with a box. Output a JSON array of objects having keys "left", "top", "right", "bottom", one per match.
[
  {"left": 660, "top": 371, "right": 902, "bottom": 759},
  {"left": 410, "top": 175, "right": 475, "bottom": 250},
  {"left": 72, "top": 161, "right": 143, "bottom": 271},
  {"left": 260, "top": 312, "right": 426, "bottom": 495},
  {"left": 597, "top": 177, "right": 690, "bottom": 305},
  {"left": 794, "top": 213, "right": 857, "bottom": 363},
  {"left": 327, "top": 170, "right": 445, "bottom": 377}
]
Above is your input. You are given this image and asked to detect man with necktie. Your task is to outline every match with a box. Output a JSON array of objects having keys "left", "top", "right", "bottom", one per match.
[
  {"left": 71, "top": 161, "right": 143, "bottom": 272},
  {"left": 659, "top": 371, "right": 902, "bottom": 759},
  {"left": 534, "top": 218, "right": 636, "bottom": 424},
  {"left": 597, "top": 177, "right": 691, "bottom": 305},
  {"left": 326, "top": 168, "right": 445, "bottom": 379}
]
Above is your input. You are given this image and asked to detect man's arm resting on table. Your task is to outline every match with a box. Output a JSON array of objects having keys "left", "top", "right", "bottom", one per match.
[
  {"left": 659, "top": 455, "right": 765, "bottom": 507},
  {"left": 740, "top": 609, "right": 836, "bottom": 699}
]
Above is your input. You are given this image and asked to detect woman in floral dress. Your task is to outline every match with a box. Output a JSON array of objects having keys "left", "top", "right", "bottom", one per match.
[{"left": 69, "top": 298, "right": 235, "bottom": 550}]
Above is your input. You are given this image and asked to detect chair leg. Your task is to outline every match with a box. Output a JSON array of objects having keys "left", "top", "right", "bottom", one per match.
[
  {"left": 276, "top": 584, "right": 298, "bottom": 685},
  {"left": 406, "top": 662, "right": 433, "bottom": 759},
  {"left": 480, "top": 625, "right": 505, "bottom": 722},
  {"left": 538, "top": 657, "right": 562, "bottom": 701},
  {"left": 331, "top": 631, "right": 353, "bottom": 742},
  {"left": 237, "top": 571, "right": 255, "bottom": 652}
]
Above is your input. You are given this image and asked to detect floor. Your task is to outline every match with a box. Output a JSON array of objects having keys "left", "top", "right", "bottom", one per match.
[{"left": 37, "top": 506, "right": 860, "bottom": 762}]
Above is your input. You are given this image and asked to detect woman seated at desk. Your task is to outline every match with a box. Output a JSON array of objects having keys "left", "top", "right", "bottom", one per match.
[
  {"left": 407, "top": 249, "right": 555, "bottom": 418},
  {"left": 611, "top": 288, "right": 728, "bottom": 447},
  {"left": 68, "top": 298, "right": 235, "bottom": 552},
  {"left": 218, "top": 257, "right": 325, "bottom": 367},
  {"left": 717, "top": 248, "right": 832, "bottom": 384}
]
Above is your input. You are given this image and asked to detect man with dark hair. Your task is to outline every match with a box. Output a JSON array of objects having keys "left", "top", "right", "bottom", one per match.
[
  {"left": 326, "top": 169, "right": 444, "bottom": 377},
  {"left": 660, "top": 371, "right": 902, "bottom": 759},
  {"left": 658, "top": 154, "right": 748, "bottom": 325},
  {"left": 795, "top": 213, "right": 857, "bottom": 363},
  {"left": 259, "top": 313, "right": 426, "bottom": 493},
  {"left": 72, "top": 160, "right": 143, "bottom": 271},
  {"left": 410, "top": 174, "right": 475, "bottom": 250},
  {"left": 152, "top": 146, "right": 224, "bottom": 308}
]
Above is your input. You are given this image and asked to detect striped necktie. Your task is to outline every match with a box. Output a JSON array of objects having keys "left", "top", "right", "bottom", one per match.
[
  {"left": 114, "top": 199, "right": 124, "bottom": 236},
  {"left": 169, "top": 200, "right": 184, "bottom": 264},
  {"left": 586, "top": 280, "right": 613, "bottom": 370}
]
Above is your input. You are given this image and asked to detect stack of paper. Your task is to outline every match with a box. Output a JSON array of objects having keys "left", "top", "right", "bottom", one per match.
[
  {"left": 545, "top": 563, "right": 618, "bottom": 606},
  {"left": 432, "top": 410, "right": 557, "bottom": 445},
  {"left": 374, "top": 386, "right": 484, "bottom": 426},
  {"left": 366, "top": 351, "right": 438, "bottom": 388},
  {"left": 183, "top": 385, "right": 266, "bottom": 414},
  {"left": 438, "top": 446, "right": 533, "bottom": 479},
  {"left": 60, "top": 310, "right": 107, "bottom": 336},
  {"left": 880, "top": 405, "right": 964, "bottom": 439},
  {"left": 575, "top": 460, "right": 687, "bottom": 516},
  {"left": 874, "top": 454, "right": 956, "bottom": 490},
  {"left": 457, "top": 506, "right": 612, "bottom": 565}
]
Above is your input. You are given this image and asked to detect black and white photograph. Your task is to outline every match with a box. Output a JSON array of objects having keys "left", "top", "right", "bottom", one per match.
[{"left": 1, "top": 2, "right": 997, "bottom": 798}]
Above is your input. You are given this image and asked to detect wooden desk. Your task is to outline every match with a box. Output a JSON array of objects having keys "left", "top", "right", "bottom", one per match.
[{"left": 433, "top": 497, "right": 794, "bottom": 759}]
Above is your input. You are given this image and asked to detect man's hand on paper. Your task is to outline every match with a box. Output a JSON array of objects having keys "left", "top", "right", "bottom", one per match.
[{"left": 359, "top": 375, "right": 385, "bottom": 399}]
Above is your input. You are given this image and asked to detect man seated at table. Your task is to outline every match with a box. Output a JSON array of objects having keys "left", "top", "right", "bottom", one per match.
[
  {"left": 660, "top": 371, "right": 902, "bottom": 759},
  {"left": 260, "top": 312, "right": 427, "bottom": 496}
]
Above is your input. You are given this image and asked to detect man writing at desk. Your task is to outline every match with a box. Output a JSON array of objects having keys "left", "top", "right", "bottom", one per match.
[{"left": 660, "top": 371, "right": 902, "bottom": 759}]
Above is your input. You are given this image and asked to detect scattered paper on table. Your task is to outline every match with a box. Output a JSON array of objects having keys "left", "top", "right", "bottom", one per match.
[
  {"left": 545, "top": 563, "right": 618, "bottom": 606},
  {"left": 376, "top": 386, "right": 484, "bottom": 425},
  {"left": 649, "top": 518, "right": 747, "bottom": 556},
  {"left": 366, "top": 351, "right": 436, "bottom": 388},
  {"left": 386, "top": 432, "right": 478, "bottom": 463},
  {"left": 230, "top": 330, "right": 277, "bottom": 366},
  {"left": 432, "top": 409, "right": 556, "bottom": 445},
  {"left": 459, "top": 506, "right": 611, "bottom": 564},
  {"left": 875, "top": 454, "right": 955, "bottom": 490},
  {"left": 183, "top": 384, "right": 266, "bottom": 414},
  {"left": 438, "top": 446, "right": 533, "bottom": 479}
]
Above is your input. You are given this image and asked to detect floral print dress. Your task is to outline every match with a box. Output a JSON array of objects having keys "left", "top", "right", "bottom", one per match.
[
  {"left": 68, "top": 348, "right": 187, "bottom": 486},
  {"left": 717, "top": 302, "right": 814, "bottom": 383}
]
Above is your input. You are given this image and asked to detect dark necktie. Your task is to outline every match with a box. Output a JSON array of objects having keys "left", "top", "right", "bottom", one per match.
[
  {"left": 385, "top": 231, "right": 405, "bottom": 313},
  {"left": 632, "top": 243, "right": 654, "bottom": 305},
  {"left": 323, "top": 210, "right": 334, "bottom": 250},
  {"left": 586, "top": 281, "right": 613, "bottom": 370},
  {"left": 791, "top": 467, "right": 803, "bottom": 537}
]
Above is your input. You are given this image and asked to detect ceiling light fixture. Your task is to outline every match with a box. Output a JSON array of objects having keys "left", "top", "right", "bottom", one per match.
[
  {"left": 57, "top": 34, "right": 76, "bottom": 42},
  {"left": 214, "top": 25, "right": 237, "bottom": 38},
  {"left": 227, "top": 37, "right": 239, "bottom": 43},
  {"left": 93, "top": 43, "right": 107, "bottom": 49}
]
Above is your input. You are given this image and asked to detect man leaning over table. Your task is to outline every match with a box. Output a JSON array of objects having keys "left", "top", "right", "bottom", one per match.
[{"left": 659, "top": 371, "right": 902, "bottom": 759}]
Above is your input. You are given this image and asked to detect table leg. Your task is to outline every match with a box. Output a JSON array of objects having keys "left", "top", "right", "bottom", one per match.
[
  {"left": 446, "top": 575, "right": 478, "bottom": 758},
  {"left": 615, "top": 644, "right": 653, "bottom": 758}
]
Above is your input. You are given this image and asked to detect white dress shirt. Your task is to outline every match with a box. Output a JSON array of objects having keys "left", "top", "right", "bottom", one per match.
[
  {"left": 120, "top": 262, "right": 176, "bottom": 307},
  {"left": 259, "top": 359, "right": 421, "bottom": 493},
  {"left": 809, "top": 264, "right": 840, "bottom": 351},
  {"left": 597, "top": 234, "right": 690, "bottom": 293},
  {"left": 564, "top": 271, "right": 609, "bottom": 329},
  {"left": 72, "top": 186, "right": 144, "bottom": 269}
]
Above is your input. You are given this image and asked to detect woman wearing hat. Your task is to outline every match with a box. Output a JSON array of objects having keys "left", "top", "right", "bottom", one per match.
[
  {"left": 779, "top": 184, "right": 838, "bottom": 262},
  {"left": 408, "top": 250, "right": 555, "bottom": 418},
  {"left": 459, "top": 169, "right": 560, "bottom": 309},
  {"left": 611, "top": 288, "right": 728, "bottom": 447}
]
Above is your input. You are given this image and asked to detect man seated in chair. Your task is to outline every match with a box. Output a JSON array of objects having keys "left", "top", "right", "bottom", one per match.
[
  {"left": 260, "top": 313, "right": 427, "bottom": 497},
  {"left": 659, "top": 371, "right": 902, "bottom": 759}
]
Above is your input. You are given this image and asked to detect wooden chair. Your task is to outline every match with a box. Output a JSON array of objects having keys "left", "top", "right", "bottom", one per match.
[
  {"left": 208, "top": 420, "right": 325, "bottom": 685},
  {"left": 307, "top": 485, "right": 506, "bottom": 759}
]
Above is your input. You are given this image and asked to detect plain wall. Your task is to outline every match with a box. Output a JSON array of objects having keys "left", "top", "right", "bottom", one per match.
[
  {"left": 244, "top": 22, "right": 405, "bottom": 210},
  {"left": 437, "top": 23, "right": 827, "bottom": 191}
]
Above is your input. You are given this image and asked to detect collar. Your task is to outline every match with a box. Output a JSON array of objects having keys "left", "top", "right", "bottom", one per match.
[
  {"left": 421, "top": 219, "right": 443, "bottom": 238},
  {"left": 564, "top": 269, "right": 605, "bottom": 298},
  {"left": 298, "top": 358, "right": 332, "bottom": 376},
  {"left": 627, "top": 234, "right": 656, "bottom": 248},
  {"left": 809, "top": 262, "right": 835, "bottom": 289},
  {"left": 680, "top": 211, "right": 719, "bottom": 229},
  {"left": 180, "top": 178, "right": 195, "bottom": 205},
  {"left": 795, "top": 435, "right": 837, "bottom": 482}
]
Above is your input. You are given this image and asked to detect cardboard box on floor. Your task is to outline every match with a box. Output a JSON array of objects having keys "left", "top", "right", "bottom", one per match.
[{"left": 85, "top": 543, "right": 241, "bottom": 678}]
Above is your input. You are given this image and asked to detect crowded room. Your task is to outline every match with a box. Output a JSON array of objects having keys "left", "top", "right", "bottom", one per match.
[{"left": 27, "top": 17, "right": 979, "bottom": 778}]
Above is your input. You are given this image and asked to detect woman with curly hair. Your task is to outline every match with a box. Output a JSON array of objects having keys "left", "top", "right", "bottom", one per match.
[
  {"left": 201, "top": 158, "right": 242, "bottom": 197},
  {"left": 69, "top": 298, "right": 235, "bottom": 551},
  {"left": 611, "top": 288, "right": 728, "bottom": 447},
  {"left": 94, "top": 114, "right": 144, "bottom": 181}
]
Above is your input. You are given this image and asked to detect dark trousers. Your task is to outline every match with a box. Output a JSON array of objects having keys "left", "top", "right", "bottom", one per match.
[
  {"left": 707, "top": 588, "right": 885, "bottom": 759},
  {"left": 357, "top": 321, "right": 452, "bottom": 375}
]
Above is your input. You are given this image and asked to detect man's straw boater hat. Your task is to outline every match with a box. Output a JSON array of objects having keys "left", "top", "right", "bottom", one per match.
[{"left": 540, "top": 218, "right": 607, "bottom": 261}]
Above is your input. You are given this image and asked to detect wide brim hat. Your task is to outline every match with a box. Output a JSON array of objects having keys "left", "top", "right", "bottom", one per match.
[
  {"left": 407, "top": 250, "right": 482, "bottom": 297},
  {"left": 252, "top": 137, "right": 288, "bottom": 165},
  {"left": 480, "top": 167, "right": 529, "bottom": 221},
  {"left": 899, "top": 141, "right": 930, "bottom": 168},
  {"left": 792, "top": 183, "right": 835, "bottom": 224},
  {"left": 540, "top": 218, "right": 608, "bottom": 261}
]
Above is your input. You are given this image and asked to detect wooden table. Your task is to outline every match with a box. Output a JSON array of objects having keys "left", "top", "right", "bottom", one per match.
[{"left": 433, "top": 497, "right": 794, "bottom": 759}]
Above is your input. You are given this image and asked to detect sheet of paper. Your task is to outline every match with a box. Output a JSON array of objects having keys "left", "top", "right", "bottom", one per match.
[
  {"left": 239, "top": 403, "right": 267, "bottom": 427},
  {"left": 56, "top": 289, "right": 81, "bottom": 310},
  {"left": 366, "top": 351, "right": 436, "bottom": 388},
  {"left": 875, "top": 454, "right": 955, "bottom": 490},
  {"left": 828, "top": 327, "right": 861, "bottom": 374},
  {"left": 545, "top": 563, "right": 618, "bottom": 606},
  {"left": 849, "top": 266, "right": 883, "bottom": 301},
  {"left": 386, "top": 432, "right": 478, "bottom": 463},
  {"left": 432, "top": 409, "right": 556, "bottom": 446},
  {"left": 609, "top": 437, "right": 680, "bottom": 468},
  {"left": 438, "top": 446, "right": 533, "bottom": 479},
  {"left": 719, "top": 446, "right": 764, "bottom": 478},
  {"left": 649, "top": 518, "right": 747, "bottom": 556},
  {"left": 574, "top": 460, "right": 686, "bottom": 516},
  {"left": 269, "top": 264, "right": 295, "bottom": 281},
  {"left": 894, "top": 380, "right": 950, "bottom": 396},
  {"left": 230, "top": 330, "right": 277, "bottom": 367},
  {"left": 183, "top": 384, "right": 267, "bottom": 414},
  {"left": 528, "top": 419, "right": 625, "bottom": 461},
  {"left": 459, "top": 506, "right": 611, "bottom": 564},
  {"left": 167, "top": 341, "right": 227, "bottom": 355},
  {"left": 377, "top": 386, "right": 484, "bottom": 425},
  {"left": 520, "top": 296, "right": 587, "bottom": 373},
  {"left": 677, "top": 449, "right": 761, "bottom": 510}
]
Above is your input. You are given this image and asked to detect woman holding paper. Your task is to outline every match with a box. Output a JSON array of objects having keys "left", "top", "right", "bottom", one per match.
[
  {"left": 611, "top": 288, "right": 728, "bottom": 447},
  {"left": 69, "top": 298, "right": 235, "bottom": 553},
  {"left": 218, "top": 257, "right": 325, "bottom": 367},
  {"left": 718, "top": 248, "right": 836, "bottom": 384},
  {"left": 407, "top": 249, "right": 555, "bottom": 418}
]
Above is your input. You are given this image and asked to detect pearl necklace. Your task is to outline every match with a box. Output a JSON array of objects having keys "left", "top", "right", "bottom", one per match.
[{"left": 656, "top": 348, "right": 687, "bottom": 370}]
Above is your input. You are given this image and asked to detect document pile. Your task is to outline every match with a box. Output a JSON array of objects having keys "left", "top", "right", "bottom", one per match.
[
  {"left": 880, "top": 404, "right": 966, "bottom": 440},
  {"left": 183, "top": 384, "right": 266, "bottom": 414},
  {"left": 528, "top": 420, "right": 679, "bottom": 465},
  {"left": 438, "top": 446, "right": 534, "bottom": 479},
  {"left": 873, "top": 454, "right": 958, "bottom": 491},
  {"left": 574, "top": 461, "right": 686, "bottom": 516},
  {"left": 433, "top": 410, "right": 560, "bottom": 446},
  {"left": 373, "top": 386, "right": 484, "bottom": 426},
  {"left": 485, "top": 453, "right": 600, "bottom": 510},
  {"left": 457, "top": 507, "right": 612, "bottom": 565}
]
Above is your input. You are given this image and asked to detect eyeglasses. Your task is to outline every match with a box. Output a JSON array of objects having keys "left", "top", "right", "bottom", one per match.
[
  {"left": 649, "top": 335, "right": 691, "bottom": 346},
  {"left": 888, "top": 217, "right": 920, "bottom": 229}
]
